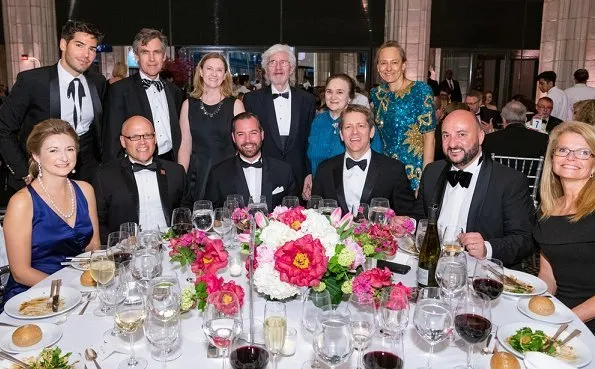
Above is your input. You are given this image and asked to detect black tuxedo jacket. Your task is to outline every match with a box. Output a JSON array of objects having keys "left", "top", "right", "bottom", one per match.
[
  {"left": 438, "top": 79, "right": 462, "bottom": 102},
  {"left": 312, "top": 152, "right": 416, "bottom": 216},
  {"left": 243, "top": 86, "right": 316, "bottom": 189},
  {"left": 545, "top": 115, "right": 563, "bottom": 133},
  {"left": 482, "top": 123, "right": 549, "bottom": 159},
  {"left": 0, "top": 64, "right": 106, "bottom": 188},
  {"left": 478, "top": 106, "right": 503, "bottom": 129},
  {"left": 204, "top": 155, "right": 297, "bottom": 211},
  {"left": 417, "top": 157, "right": 535, "bottom": 268},
  {"left": 92, "top": 157, "right": 186, "bottom": 243},
  {"left": 102, "top": 73, "right": 184, "bottom": 162}
]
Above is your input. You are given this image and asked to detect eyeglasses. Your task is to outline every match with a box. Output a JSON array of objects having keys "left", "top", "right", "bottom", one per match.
[
  {"left": 122, "top": 133, "right": 156, "bottom": 141},
  {"left": 554, "top": 147, "right": 595, "bottom": 160},
  {"left": 267, "top": 60, "right": 290, "bottom": 68}
]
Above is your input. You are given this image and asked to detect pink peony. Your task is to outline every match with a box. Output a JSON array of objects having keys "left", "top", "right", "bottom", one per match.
[
  {"left": 209, "top": 290, "right": 241, "bottom": 316},
  {"left": 274, "top": 235, "right": 328, "bottom": 287},
  {"left": 277, "top": 207, "right": 306, "bottom": 230},
  {"left": 191, "top": 237, "right": 228, "bottom": 275},
  {"left": 366, "top": 267, "right": 393, "bottom": 288},
  {"left": 220, "top": 280, "right": 245, "bottom": 307},
  {"left": 195, "top": 273, "right": 224, "bottom": 293}
]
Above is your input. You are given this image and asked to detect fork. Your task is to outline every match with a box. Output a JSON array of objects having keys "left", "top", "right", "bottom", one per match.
[
  {"left": 0, "top": 350, "right": 32, "bottom": 368},
  {"left": 79, "top": 292, "right": 96, "bottom": 315}
]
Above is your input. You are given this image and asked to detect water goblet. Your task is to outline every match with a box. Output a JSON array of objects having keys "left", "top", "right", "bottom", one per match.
[
  {"left": 378, "top": 285, "right": 409, "bottom": 337},
  {"left": 313, "top": 310, "right": 354, "bottom": 369},
  {"left": 248, "top": 196, "right": 268, "bottom": 216},
  {"left": 301, "top": 288, "right": 332, "bottom": 369},
  {"left": 282, "top": 196, "right": 300, "bottom": 208},
  {"left": 306, "top": 195, "right": 322, "bottom": 210},
  {"left": 144, "top": 313, "right": 180, "bottom": 369},
  {"left": 193, "top": 200, "right": 214, "bottom": 232},
  {"left": 318, "top": 199, "right": 338, "bottom": 216},
  {"left": 202, "top": 291, "right": 243, "bottom": 369},
  {"left": 369, "top": 198, "right": 390, "bottom": 225},
  {"left": 413, "top": 298, "right": 453, "bottom": 369},
  {"left": 226, "top": 194, "right": 245, "bottom": 208}
]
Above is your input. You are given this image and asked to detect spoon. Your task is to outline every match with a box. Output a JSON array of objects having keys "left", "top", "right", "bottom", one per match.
[{"left": 85, "top": 348, "right": 102, "bottom": 369}]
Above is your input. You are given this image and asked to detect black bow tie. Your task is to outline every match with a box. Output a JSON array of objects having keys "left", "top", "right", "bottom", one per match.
[
  {"left": 67, "top": 78, "right": 86, "bottom": 129},
  {"left": 132, "top": 162, "right": 158, "bottom": 172},
  {"left": 446, "top": 170, "right": 472, "bottom": 188},
  {"left": 240, "top": 159, "right": 263, "bottom": 169},
  {"left": 346, "top": 158, "right": 367, "bottom": 171},
  {"left": 272, "top": 92, "right": 289, "bottom": 99},
  {"left": 142, "top": 79, "right": 164, "bottom": 92}
]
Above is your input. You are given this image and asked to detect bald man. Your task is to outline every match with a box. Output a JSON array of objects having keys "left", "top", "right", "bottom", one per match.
[
  {"left": 92, "top": 115, "right": 186, "bottom": 242},
  {"left": 417, "top": 110, "right": 535, "bottom": 269}
]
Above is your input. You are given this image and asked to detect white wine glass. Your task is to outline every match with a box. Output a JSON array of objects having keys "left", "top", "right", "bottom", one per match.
[
  {"left": 347, "top": 294, "right": 377, "bottom": 369},
  {"left": 116, "top": 278, "right": 147, "bottom": 369},
  {"left": 301, "top": 289, "right": 331, "bottom": 369},
  {"left": 264, "top": 301, "right": 286, "bottom": 369},
  {"left": 413, "top": 298, "right": 453, "bottom": 369},
  {"left": 441, "top": 225, "right": 464, "bottom": 255},
  {"left": 90, "top": 249, "right": 120, "bottom": 317},
  {"left": 203, "top": 291, "right": 243, "bottom": 369},
  {"left": 193, "top": 200, "right": 214, "bottom": 232}
]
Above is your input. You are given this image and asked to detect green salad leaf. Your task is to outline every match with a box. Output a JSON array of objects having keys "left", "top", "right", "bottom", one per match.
[
  {"left": 29, "top": 347, "right": 74, "bottom": 369},
  {"left": 507, "top": 327, "right": 557, "bottom": 355}
]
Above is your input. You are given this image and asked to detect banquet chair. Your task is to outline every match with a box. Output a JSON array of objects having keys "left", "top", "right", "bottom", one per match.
[{"left": 0, "top": 221, "right": 8, "bottom": 310}]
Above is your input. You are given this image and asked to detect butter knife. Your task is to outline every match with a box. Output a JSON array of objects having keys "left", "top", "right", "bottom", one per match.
[{"left": 51, "top": 279, "right": 62, "bottom": 312}]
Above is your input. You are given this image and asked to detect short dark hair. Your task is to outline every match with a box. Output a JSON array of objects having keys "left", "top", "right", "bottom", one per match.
[
  {"left": 466, "top": 90, "right": 483, "bottom": 101},
  {"left": 60, "top": 20, "right": 103, "bottom": 43},
  {"left": 538, "top": 96, "right": 554, "bottom": 106},
  {"left": 574, "top": 69, "right": 589, "bottom": 83},
  {"left": 325, "top": 73, "right": 356, "bottom": 99},
  {"left": 537, "top": 71, "right": 557, "bottom": 84},
  {"left": 231, "top": 112, "right": 263, "bottom": 132},
  {"left": 339, "top": 104, "right": 375, "bottom": 130}
]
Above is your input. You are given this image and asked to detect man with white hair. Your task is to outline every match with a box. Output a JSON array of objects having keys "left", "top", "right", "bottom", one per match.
[{"left": 243, "top": 44, "right": 316, "bottom": 196}]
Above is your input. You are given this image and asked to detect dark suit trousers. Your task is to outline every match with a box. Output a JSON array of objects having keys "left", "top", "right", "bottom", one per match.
[{"left": 73, "top": 131, "right": 98, "bottom": 183}]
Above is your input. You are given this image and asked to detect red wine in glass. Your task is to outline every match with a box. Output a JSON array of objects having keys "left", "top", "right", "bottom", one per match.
[
  {"left": 230, "top": 346, "right": 269, "bottom": 369},
  {"left": 454, "top": 313, "right": 492, "bottom": 344},
  {"left": 172, "top": 222, "right": 192, "bottom": 236},
  {"left": 472, "top": 278, "right": 504, "bottom": 300},
  {"left": 363, "top": 351, "right": 404, "bottom": 369}
]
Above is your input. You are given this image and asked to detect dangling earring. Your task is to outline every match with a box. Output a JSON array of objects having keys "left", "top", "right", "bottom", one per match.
[
  {"left": 590, "top": 172, "right": 594, "bottom": 179},
  {"left": 37, "top": 162, "right": 42, "bottom": 178},
  {"left": 71, "top": 169, "right": 76, "bottom": 174}
]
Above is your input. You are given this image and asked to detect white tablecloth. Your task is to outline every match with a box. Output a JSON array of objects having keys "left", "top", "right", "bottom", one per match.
[{"left": 1, "top": 249, "right": 594, "bottom": 369}]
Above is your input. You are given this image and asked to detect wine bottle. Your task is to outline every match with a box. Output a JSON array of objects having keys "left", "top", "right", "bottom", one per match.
[{"left": 417, "top": 204, "right": 440, "bottom": 288}]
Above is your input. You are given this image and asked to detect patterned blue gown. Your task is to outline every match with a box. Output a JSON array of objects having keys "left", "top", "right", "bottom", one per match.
[
  {"left": 3, "top": 181, "right": 93, "bottom": 302},
  {"left": 370, "top": 81, "right": 436, "bottom": 190}
]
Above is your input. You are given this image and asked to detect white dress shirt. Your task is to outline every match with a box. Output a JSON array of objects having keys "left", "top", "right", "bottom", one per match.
[
  {"left": 240, "top": 154, "right": 262, "bottom": 200},
  {"left": 437, "top": 154, "right": 494, "bottom": 258},
  {"left": 547, "top": 86, "right": 571, "bottom": 121},
  {"left": 343, "top": 149, "right": 372, "bottom": 213},
  {"left": 139, "top": 70, "right": 173, "bottom": 154},
  {"left": 271, "top": 85, "right": 292, "bottom": 136},
  {"left": 57, "top": 60, "right": 94, "bottom": 136},
  {"left": 564, "top": 83, "right": 595, "bottom": 108},
  {"left": 131, "top": 158, "right": 168, "bottom": 231}
]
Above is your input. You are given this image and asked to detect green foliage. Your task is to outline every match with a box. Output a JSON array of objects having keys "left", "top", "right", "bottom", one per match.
[{"left": 170, "top": 246, "right": 196, "bottom": 266}]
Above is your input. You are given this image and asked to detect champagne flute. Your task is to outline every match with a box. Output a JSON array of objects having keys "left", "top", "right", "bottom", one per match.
[
  {"left": 248, "top": 196, "right": 268, "bottom": 216},
  {"left": 193, "top": 200, "right": 214, "bottom": 232},
  {"left": 347, "top": 294, "right": 377, "bottom": 369},
  {"left": 415, "top": 219, "right": 428, "bottom": 253},
  {"left": 115, "top": 279, "right": 148, "bottom": 369},
  {"left": 472, "top": 259, "right": 504, "bottom": 301},
  {"left": 378, "top": 285, "right": 409, "bottom": 337},
  {"left": 441, "top": 225, "right": 464, "bottom": 255},
  {"left": 369, "top": 198, "right": 390, "bottom": 225},
  {"left": 318, "top": 199, "right": 338, "bottom": 216},
  {"left": 226, "top": 194, "right": 245, "bottom": 209},
  {"left": 413, "top": 298, "right": 453, "bottom": 369},
  {"left": 313, "top": 310, "right": 354, "bottom": 369},
  {"left": 454, "top": 292, "right": 492, "bottom": 369},
  {"left": 203, "top": 291, "right": 243, "bottom": 369},
  {"left": 352, "top": 203, "right": 369, "bottom": 224},
  {"left": 213, "top": 208, "right": 233, "bottom": 244},
  {"left": 307, "top": 195, "right": 322, "bottom": 210},
  {"left": 144, "top": 313, "right": 181, "bottom": 369},
  {"left": 282, "top": 196, "right": 300, "bottom": 208},
  {"left": 362, "top": 333, "right": 404, "bottom": 369},
  {"left": 263, "top": 301, "right": 286, "bottom": 369},
  {"left": 301, "top": 288, "right": 332, "bottom": 369},
  {"left": 171, "top": 207, "right": 192, "bottom": 235}
]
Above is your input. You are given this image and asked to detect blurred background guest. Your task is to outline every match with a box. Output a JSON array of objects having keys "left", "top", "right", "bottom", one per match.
[
  {"left": 178, "top": 53, "right": 244, "bottom": 203},
  {"left": 535, "top": 121, "right": 595, "bottom": 333},
  {"left": 3, "top": 119, "right": 100, "bottom": 302},
  {"left": 564, "top": 69, "right": 595, "bottom": 109},
  {"left": 370, "top": 41, "right": 436, "bottom": 191},
  {"left": 482, "top": 90, "right": 498, "bottom": 110},
  {"left": 108, "top": 62, "right": 127, "bottom": 85},
  {"left": 573, "top": 99, "right": 595, "bottom": 125}
]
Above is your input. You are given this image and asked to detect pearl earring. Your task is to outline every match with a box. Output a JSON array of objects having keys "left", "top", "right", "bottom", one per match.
[
  {"left": 37, "top": 162, "right": 42, "bottom": 178},
  {"left": 71, "top": 169, "right": 76, "bottom": 174}
]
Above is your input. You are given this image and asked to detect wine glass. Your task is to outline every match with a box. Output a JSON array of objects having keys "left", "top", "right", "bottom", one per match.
[
  {"left": 413, "top": 298, "right": 453, "bottom": 369},
  {"left": 138, "top": 230, "right": 162, "bottom": 253},
  {"left": 301, "top": 288, "right": 332, "bottom": 369},
  {"left": 441, "top": 225, "right": 464, "bottom": 255},
  {"left": 248, "top": 196, "right": 268, "bottom": 216},
  {"left": 378, "top": 285, "right": 409, "bottom": 337},
  {"left": 369, "top": 198, "right": 390, "bottom": 225},
  {"left": 120, "top": 222, "right": 140, "bottom": 248},
  {"left": 108, "top": 231, "right": 132, "bottom": 265},
  {"left": 313, "top": 309, "right": 354, "bottom": 369},
  {"left": 171, "top": 207, "right": 192, "bottom": 235},
  {"left": 226, "top": 194, "right": 245, "bottom": 209},
  {"left": 115, "top": 278, "right": 148, "bottom": 369},
  {"left": 282, "top": 196, "right": 300, "bottom": 208},
  {"left": 147, "top": 274, "right": 181, "bottom": 321},
  {"left": 415, "top": 219, "right": 428, "bottom": 253},
  {"left": 144, "top": 312, "right": 181, "bottom": 369},
  {"left": 91, "top": 249, "right": 122, "bottom": 317},
  {"left": 472, "top": 258, "right": 504, "bottom": 301},
  {"left": 417, "top": 287, "right": 441, "bottom": 302},
  {"left": 346, "top": 294, "right": 377, "bottom": 369},
  {"left": 131, "top": 248, "right": 162, "bottom": 291},
  {"left": 307, "top": 195, "right": 322, "bottom": 210},
  {"left": 362, "top": 333, "right": 405, "bottom": 369},
  {"left": 318, "top": 199, "right": 338, "bottom": 216},
  {"left": 193, "top": 200, "right": 214, "bottom": 232},
  {"left": 263, "top": 301, "right": 286, "bottom": 369},
  {"left": 202, "top": 291, "right": 243, "bottom": 369},
  {"left": 454, "top": 292, "right": 492, "bottom": 369},
  {"left": 229, "top": 341, "right": 269, "bottom": 369},
  {"left": 213, "top": 208, "right": 233, "bottom": 243},
  {"left": 351, "top": 203, "right": 369, "bottom": 224},
  {"left": 435, "top": 255, "right": 468, "bottom": 309}
]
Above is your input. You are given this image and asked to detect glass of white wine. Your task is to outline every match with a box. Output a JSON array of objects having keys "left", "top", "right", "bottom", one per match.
[
  {"left": 90, "top": 249, "right": 119, "bottom": 317},
  {"left": 115, "top": 279, "right": 147, "bottom": 369},
  {"left": 264, "top": 301, "right": 287, "bottom": 369},
  {"left": 441, "top": 225, "right": 464, "bottom": 255}
]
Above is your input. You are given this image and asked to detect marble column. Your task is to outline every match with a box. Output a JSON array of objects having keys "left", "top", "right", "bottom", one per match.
[
  {"left": 539, "top": 0, "right": 595, "bottom": 88},
  {"left": 384, "top": 0, "right": 432, "bottom": 82},
  {"left": 2, "top": 0, "right": 58, "bottom": 87}
]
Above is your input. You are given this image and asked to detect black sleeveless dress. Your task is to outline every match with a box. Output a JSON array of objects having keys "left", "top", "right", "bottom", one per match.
[{"left": 187, "top": 96, "right": 237, "bottom": 202}]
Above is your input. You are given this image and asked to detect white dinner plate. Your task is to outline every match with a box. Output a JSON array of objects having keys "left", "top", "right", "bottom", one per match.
[
  {"left": 396, "top": 236, "right": 418, "bottom": 256},
  {"left": 0, "top": 348, "right": 84, "bottom": 369},
  {"left": 524, "top": 352, "right": 575, "bottom": 369},
  {"left": 476, "top": 353, "right": 526, "bottom": 369},
  {"left": 4, "top": 286, "right": 82, "bottom": 320},
  {"left": 69, "top": 251, "right": 91, "bottom": 271},
  {"left": 497, "top": 322, "right": 592, "bottom": 367},
  {"left": 502, "top": 269, "right": 548, "bottom": 297},
  {"left": 517, "top": 297, "right": 575, "bottom": 324},
  {"left": 0, "top": 323, "right": 62, "bottom": 353}
]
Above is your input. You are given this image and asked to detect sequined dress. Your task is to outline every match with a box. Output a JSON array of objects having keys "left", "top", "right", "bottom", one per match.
[{"left": 370, "top": 81, "right": 436, "bottom": 190}]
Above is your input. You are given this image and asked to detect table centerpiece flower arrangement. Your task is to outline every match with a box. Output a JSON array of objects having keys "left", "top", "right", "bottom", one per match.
[
  {"left": 351, "top": 268, "right": 412, "bottom": 307},
  {"left": 181, "top": 274, "right": 245, "bottom": 312}
]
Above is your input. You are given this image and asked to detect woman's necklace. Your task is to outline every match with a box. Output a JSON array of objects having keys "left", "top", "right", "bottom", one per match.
[
  {"left": 200, "top": 96, "right": 224, "bottom": 118},
  {"left": 38, "top": 177, "right": 75, "bottom": 219}
]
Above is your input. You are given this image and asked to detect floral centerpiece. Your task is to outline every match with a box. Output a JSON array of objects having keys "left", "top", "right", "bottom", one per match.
[
  {"left": 351, "top": 267, "right": 412, "bottom": 306},
  {"left": 181, "top": 274, "right": 245, "bottom": 312},
  {"left": 352, "top": 214, "right": 416, "bottom": 260},
  {"left": 231, "top": 207, "right": 251, "bottom": 232},
  {"left": 168, "top": 229, "right": 228, "bottom": 275}
]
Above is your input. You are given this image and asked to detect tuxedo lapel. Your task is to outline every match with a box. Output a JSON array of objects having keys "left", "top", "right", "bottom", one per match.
[
  {"left": 432, "top": 163, "right": 451, "bottom": 216},
  {"left": 264, "top": 86, "right": 284, "bottom": 152},
  {"left": 163, "top": 82, "right": 181, "bottom": 154},
  {"left": 87, "top": 78, "right": 102, "bottom": 128},
  {"left": 49, "top": 65, "right": 61, "bottom": 118},
  {"left": 360, "top": 153, "right": 379, "bottom": 204},
  {"left": 332, "top": 158, "right": 348, "bottom": 213},
  {"left": 466, "top": 157, "right": 491, "bottom": 232},
  {"left": 233, "top": 157, "right": 251, "bottom": 205},
  {"left": 286, "top": 87, "right": 300, "bottom": 151},
  {"left": 261, "top": 158, "right": 273, "bottom": 211},
  {"left": 119, "top": 159, "right": 140, "bottom": 224},
  {"left": 133, "top": 74, "right": 154, "bottom": 123},
  {"left": 155, "top": 160, "right": 171, "bottom": 225}
]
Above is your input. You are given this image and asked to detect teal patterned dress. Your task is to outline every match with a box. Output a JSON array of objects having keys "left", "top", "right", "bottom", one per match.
[{"left": 370, "top": 81, "right": 436, "bottom": 190}]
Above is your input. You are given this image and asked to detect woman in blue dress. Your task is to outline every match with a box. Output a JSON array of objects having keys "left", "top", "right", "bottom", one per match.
[
  {"left": 3, "top": 119, "right": 100, "bottom": 302},
  {"left": 370, "top": 41, "right": 436, "bottom": 190},
  {"left": 303, "top": 73, "right": 382, "bottom": 198}
]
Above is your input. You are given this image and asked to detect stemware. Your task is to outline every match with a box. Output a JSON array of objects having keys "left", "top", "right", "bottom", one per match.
[
  {"left": 171, "top": 207, "right": 192, "bottom": 235},
  {"left": 120, "top": 222, "right": 140, "bottom": 248},
  {"left": 413, "top": 298, "right": 453, "bottom": 369},
  {"left": 213, "top": 208, "right": 233, "bottom": 244},
  {"left": 378, "top": 285, "right": 409, "bottom": 337},
  {"left": 147, "top": 274, "right": 181, "bottom": 321},
  {"left": 108, "top": 231, "right": 132, "bottom": 264},
  {"left": 301, "top": 288, "right": 332, "bottom": 369},
  {"left": 248, "top": 196, "right": 268, "bottom": 216},
  {"left": 362, "top": 333, "right": 404, "bottom": 369},
  {"left": 229, "top": 341, "right": 269, "bottom": 369},
  {"left": 415, "top": 219, "right": 428, "bottom": 253},
  {"left": 454, "top": 292, "right": 492, "bottom": 369},
  {"left": 282, "top": 196, "right": 300, "bottom": 208},
  {"left": 441, "top": 225, "right": 464, "bottom": 255},
  {"left": 138, "top": 230, "right": 162, "bottom": 253},
  {"left": 202, "top": 291, "right": 243, "bottom": 369},
  {"left": 306, "top": 195, "right": 322, "bottom": 210},
  {"left": 193, "top": 200, "right": 215, "bottom": 232},
  {"left": 115, "top": 277, "right": 148, "bottom": 369},
  {"left": 226, "top": 194, "right": 245, "bottom": 209},
  {"left": 91, "top": 250, "right": 125, "bottom": 317},
  {"left": 417, "top": 287, "right": 441, "bottom": 302},
  {"left": 472, "top": 259, "right": 504, "bottom": 301},
  {"left": 318, "top": 199, "right": 338, "bottom": 216},
  {"left": 351, "top": 203, "right": 369, "bottom": 224},
  {"left": 369, "top": 198, "right": 390, "bottom": 225},
  {"left": 313, "top": 309, "right": 354, "bottom": 369},
  {"left": 263, "top": 301, "right": 286, "bottom": 369},
  {"left": 144, "top": 313, "right": 181, "bottom": 369},
  {"left": 131, "top": 248, "right": 162, "bottom": 290},
  {"left": 435, "top": 255, "right": 468, "bottom": 308},
  {"left": 347, "top": 294, "right": 377, "bottom": 369}
]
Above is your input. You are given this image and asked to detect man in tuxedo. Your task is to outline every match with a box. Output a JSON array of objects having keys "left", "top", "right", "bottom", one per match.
[
  {"left": 533, "top": 97, "right": 563, "bottom": 133},
  {"left": 439, "top": 69, "right": 462, "bottom": 102},
  {"left": 243, "top": 44, "right": 316, "bottom": 194},
  {"left": 204, "top": 112, "right": 297, "bottom": 210},
  {"left": 312, "top": 105, "right": 416, "bottom": 216},
  {"left": 418, "top": 109, "right": 535, "bottom": 268},
  {"left": 465, "top": 90, "right": 502, "bottom": 132},
  {"left": 482, "top": 100, "right": 548, "bottom": 159},
  {"left": 0, "top": 20, "right": 106, "bottom": 190},
  {"left": 93, "top": 116, "right": 185, "bottom": 243},
  {"left": 103, "top": 28, "right": 184, "bottom": 163}
]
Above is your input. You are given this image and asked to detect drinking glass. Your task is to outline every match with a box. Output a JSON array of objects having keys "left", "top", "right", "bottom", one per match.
[
  {"left": 347, "top": 294, "right": 377, "bottom": 369},
  {"left": 120, "top": 222, "right": 140, "bottom": 249},
  {"left": 138, "top": 230, "right": 162, "bottom": 253},
  {"left": 282, "top": 196, "right": 300, "bottom": 208},
  {"left": 144, "top": 313, "right": 181, "bottom": 369},
  {"left": 378, "top": 285, "right": 409, "bottom": 337},
  {"left": 351, "top": 203, "right": 369, "bottom": 224},
  {"left": 263, "top": 301, "right": 286, "bottom": 369},
  {"left": 203, "top": 291, "right": 243, "bottom": 369},
  {"left": 147, "top": 274, "right": 181, "bottom": 321},
  {"left": 248, "top": 196, "right": 268, "bottom": 216},
  {"left": 131, "top": 248, "right": 162, "bottom": 290},
  {"left": 362, "top": 333, "right": 404, "bottom": 369},
  {"left": 472, "top": 258, "right": 504, "bottom": 301},
  {"left": 213, "top": 208, "right": 233, "bottom": 243},
  {"left": 229, "top": 341, "right": 269, "bottom": 369},
  {"left": 415, "top": 219, "right": 428, "bottom": 253},
  {"left": 91, "top": 250, "right": 123, "bottom": 317},
  {"left": 369, "top": 198, "right": 390, "bottom": 225},
  {"left": 436, "top": 255, "right": 468, "bottom": 308},
  {"left": 108, "top": 231, "right": 132, "bottom": 265},
  {"left": 417, "top": 287, "right": 441, "bottom": 302},
  {"left": 313, "top": 310, "right": 354, "bottom": 369},
  {"left": 301, "top": 288, "right": 332, "bottom": 369},
  {"left": 226, "top": 194, "right": 245, "bottom": 209},
  {"left": 171, "top": 207, "right": 192, "bottom": 235},
  {"left": 318, "top": 199, "right": 338, "bottom": 216},
  {"left": 193, "top": 200, "right": 214, "bottom": 232},
  {"left": 441, "top": 225, "right": 464, "bottom": 255},
  {"left": 413, "top": 298, "right": 452, "bottom": 369},
  {"left": 306, "top": 195, "right": 322, "bottom": 210},
  {"left": 115, "top": 279, "right": 147, "bottom": 369},
  {"left": 454, "top": 292, "right": 492, "bottom": 369}
]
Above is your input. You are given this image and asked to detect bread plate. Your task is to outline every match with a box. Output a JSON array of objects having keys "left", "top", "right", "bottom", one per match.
[{"left": 0, "top": 323, "right": 62, "bottom": 353}]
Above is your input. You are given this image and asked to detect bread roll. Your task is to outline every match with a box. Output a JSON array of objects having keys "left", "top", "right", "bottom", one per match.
[
  {"left": 528, "top": 296, "right": 555, "bottom": 316},
  {"left": 80, "top": 270, "right": 96, "bottom": 287},
  {"left": 490, "top": 352, "right": 521, "bottom": 369},
  {"left": 12, "top": 324, "right": 42, "bottom": 347}
]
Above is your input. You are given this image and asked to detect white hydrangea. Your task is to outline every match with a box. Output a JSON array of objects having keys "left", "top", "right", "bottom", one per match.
[
  {"left": 299, "top": 210, "right": 340, "bottom": 257},
  {"left": 259, "top": 221, "right": 299, "bottom": 249},
  {"left": 253, "top": 263, "right": 300, "bottom": 300}
]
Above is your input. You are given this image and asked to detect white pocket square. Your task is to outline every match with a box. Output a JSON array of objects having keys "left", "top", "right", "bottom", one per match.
[{"left": 272, "top": 186, "right": 284, "bottom": 195}]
